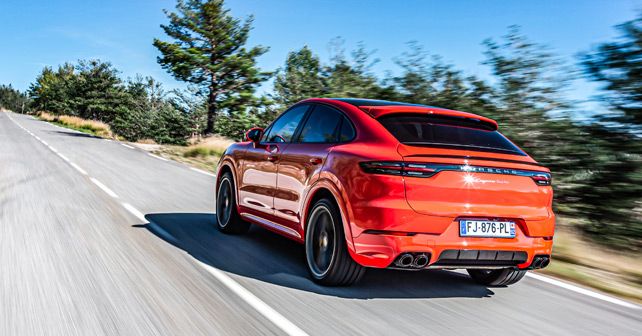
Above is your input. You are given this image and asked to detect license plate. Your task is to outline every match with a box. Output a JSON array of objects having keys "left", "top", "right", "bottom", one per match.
[{"left": 459, "top": 220, "right": 515, "bottom": 238}]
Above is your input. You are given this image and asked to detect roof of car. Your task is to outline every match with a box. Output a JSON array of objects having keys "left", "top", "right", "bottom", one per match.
[
  {"left": 330, "top": 98, "right": 428, "bottom": 107},
  {"left": 319, "top": 98, "right": 499, "bottom": 130}
]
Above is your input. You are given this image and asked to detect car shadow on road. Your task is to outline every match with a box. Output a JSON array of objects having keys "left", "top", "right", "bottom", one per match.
[
  {"left": 52, "top": 130, "right": 101, "bottom": 139},
  {"left": 138, "top": 212, "right": 495, "bottom": 300}
]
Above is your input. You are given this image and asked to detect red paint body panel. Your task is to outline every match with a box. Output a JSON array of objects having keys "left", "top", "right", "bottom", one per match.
[{"left": 216, "top": 98, "right": 555, "bottom": 269}]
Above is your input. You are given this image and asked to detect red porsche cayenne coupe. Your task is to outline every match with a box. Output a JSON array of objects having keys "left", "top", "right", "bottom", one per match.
[{"left": 215, "top": 98, "right": 554, "bottom": 286}]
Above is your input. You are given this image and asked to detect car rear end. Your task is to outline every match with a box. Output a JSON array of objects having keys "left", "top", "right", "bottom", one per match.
[{"left": 344, "top": 105, "right": 554, "bottom": 273}]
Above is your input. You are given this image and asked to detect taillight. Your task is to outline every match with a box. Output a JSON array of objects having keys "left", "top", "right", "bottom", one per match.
[
  {"left": 360, "top": 161, "right": 552, "bottom": 185},
  {"left": 531, "top": 174, "right": 552, "bottom": 186},
  {"left": 359, "top": 161, "right": 437, "bottom": 177}
]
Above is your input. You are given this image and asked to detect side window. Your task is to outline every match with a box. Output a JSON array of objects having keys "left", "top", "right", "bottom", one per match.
[
  {"left": 263, "top": 105, "right": 308, "bottom": 143},
  {"left": 339, "top": 116, "right": 355, "bottom": 142},
  {"left": 298, "top": 105, "right": 343, "bottom": 143}
]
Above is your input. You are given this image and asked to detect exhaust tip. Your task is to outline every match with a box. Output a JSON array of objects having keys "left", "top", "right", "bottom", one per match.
[
  {"left": 413, "top": 254, "right": 429, "bottom": 268},
  {"left": 531, "top": 255, "right": 551, "bottom": 269},
  {"left": 533, "top": 258, "right": 543, "bottom": 269},
  {"left": 540, "top": 257, "right": 550, "bottom": 268},
  {"left": 395, "top": 253, "right": 414, "bottom": 268}
]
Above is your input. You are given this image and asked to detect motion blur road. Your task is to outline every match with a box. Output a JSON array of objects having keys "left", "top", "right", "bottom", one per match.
[{"left": 1, "top": 111, "right": 640, "bottom": 336}]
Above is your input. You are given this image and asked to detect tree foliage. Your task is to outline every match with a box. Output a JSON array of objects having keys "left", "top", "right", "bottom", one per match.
[
  {"left": 153, "top": 0, "right": 270, "bottom": 134},
  {"left": 29, "top": 60, "right": 194, "bottom": 144},
  {"left": 582, "top": 15, "right": 642, "bottom": 127},
  {"left": 0, "top": 84, "right": 30, "bottom": 112},
  {"left": 273, "top": 46, "right": 326, "bottom": 107},
  {"left": 579, "top": 15, "right": 642, "bottom": 247}
]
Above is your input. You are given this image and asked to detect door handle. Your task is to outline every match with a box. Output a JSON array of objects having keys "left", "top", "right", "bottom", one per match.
[
  {"left": 309, "top": 157, "right": 322, "bottom": 165},
  {"left": 267, "top": 155, "right": 278, "bottom": 162}
]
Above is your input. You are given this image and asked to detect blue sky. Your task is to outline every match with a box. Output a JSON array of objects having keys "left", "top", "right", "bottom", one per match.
[{"left": 1, "top": 0, "right": 640, "bottom": 108}]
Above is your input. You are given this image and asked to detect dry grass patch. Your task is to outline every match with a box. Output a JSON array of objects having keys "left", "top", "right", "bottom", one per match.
[
  {"left": 38, "top": 112, "right": 112, "bottom": 138},
  {"left": 183, "top": 136, "right": 233, "bottom": 158},
  {"left": 541, "top": 223, "right": 642, "bottom": 303},
  {"left": 147, "top": 135, "right": 235, "bottom": 173}
]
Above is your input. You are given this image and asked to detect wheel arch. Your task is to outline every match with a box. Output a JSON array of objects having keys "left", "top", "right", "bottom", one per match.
[
  {"left": 303, "top": 179, "right": 358, "bottom": 259},
  {"left": 216, "top": 158, "right": 241, "bottom": 210}
]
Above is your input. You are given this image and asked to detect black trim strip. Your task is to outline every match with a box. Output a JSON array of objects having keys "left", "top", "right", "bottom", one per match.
[{"left": 402, "top": 154, "right": 544, "bottom": 167}]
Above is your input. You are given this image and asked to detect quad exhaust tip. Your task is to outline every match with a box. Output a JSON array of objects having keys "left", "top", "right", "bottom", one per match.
[{"left": 394, "top": 253, "right": 431, "bottom": 269}]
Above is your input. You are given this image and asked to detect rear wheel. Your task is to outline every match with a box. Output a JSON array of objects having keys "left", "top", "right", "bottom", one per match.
[
  {"left": 467, "top": 268, "right": 527, "bottom": 286},
  {"left": 216, "top": 172, "right": 250, "bottom": 234},
  {"left": 305, "top": 198, "right": 365, "bottom": 286}
]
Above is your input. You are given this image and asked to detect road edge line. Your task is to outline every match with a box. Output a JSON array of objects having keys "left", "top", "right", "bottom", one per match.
[
  {"left": 190, "top": 167, "right": 215, "bottom": 177},
  {"left": 194, "top": 259, "right": 309, "bottom": 336},
  {"left": 526, "top": 272, "right": 640, "bottom": 310}
]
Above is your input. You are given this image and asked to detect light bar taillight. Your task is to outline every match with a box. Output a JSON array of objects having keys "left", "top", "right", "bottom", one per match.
[
  {"left": 530, "top": 174, "right": 552, "bottom": 186},
  {"left": 359, "top": 161, "right": 552, "bottom": 186},
  {"left": 359, "top": 161, "right": 437, "bottom": 177}
]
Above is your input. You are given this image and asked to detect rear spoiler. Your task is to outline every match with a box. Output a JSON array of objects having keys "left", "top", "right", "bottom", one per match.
[{"left": 359, "top": 105, "right": 498, "bottom": 131}]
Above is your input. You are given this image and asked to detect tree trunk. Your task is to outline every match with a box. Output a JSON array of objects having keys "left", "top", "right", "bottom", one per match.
[{"left": 205, "top": 86, "right": 217, "bottom": 134}]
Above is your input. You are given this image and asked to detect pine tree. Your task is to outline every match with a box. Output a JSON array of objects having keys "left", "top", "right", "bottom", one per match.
[
  {"left": 73, "top": 60, "right": 128, "bottom": 123},
  {"left": 579, "top": 14, "right": 642, "bottom": 248},
  {"left": 582, "top": 14, "right": 642, "bottom": 128},
  {"left": 0, "top": 84, "right": 30, "bottom": 113},
  {"left": 153, "top": 0, "right": 269, "bottom": 134},
  {"left": 29, "top": 63, "right": 76, "bottom": 114},
  {"left": 323, "top": 39, "right": 384, "bottom": 98},
  {"left": 273, "top": 46, "right": 326, "bottom": 107}
]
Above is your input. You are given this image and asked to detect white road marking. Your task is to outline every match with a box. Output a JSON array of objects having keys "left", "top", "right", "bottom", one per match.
[
  {"left": 121, "top": 143, "right": 135, "bottom": 149},
  {"left": 121, "top": 202, "right": 146, "bottom": 222},
  {"left": 190, "top": 167, "right": 215, "bottom": 177},
  {"left": 105, "top": 139, "right": 113, "bottom": 142},
  {"left": 194, "top": 260, "right": 309, "bottom": 336},
  {"left": 57, "top": 153, "right": 70, "bottom": 162},
  {"left": 69, "top": 162, "right": 88, "bottom": 175},
  {"left": 527, "top": 272, "right": 640, "bottom": 309},
  {"left": 89, "top": 178, "right": 119, "bottom": 198},
  {"left": 148, "top": 153, "right": 169, "bottom": 162},
  {"left": 6, "top": 112, "right": 91, "bottom": 178}
]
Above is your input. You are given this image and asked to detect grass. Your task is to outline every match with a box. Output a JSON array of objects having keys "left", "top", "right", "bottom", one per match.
[
  {"left": 146, "top": 135, "right": 234, "bottom": 173},
  {"left": 540, "top": 224, "right": 642, "bottom": 304},
  {"left": 38, "top": 112, "right": 113, "bottom": 138}
]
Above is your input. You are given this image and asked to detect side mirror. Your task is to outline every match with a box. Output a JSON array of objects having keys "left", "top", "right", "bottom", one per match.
[{"left": 245, "top": 127, "right": 263, "bottom": 143}]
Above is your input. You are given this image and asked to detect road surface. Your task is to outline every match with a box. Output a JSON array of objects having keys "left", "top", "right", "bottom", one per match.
[{"left": 1, "top": 111, "right": 640, "bottom": 336}]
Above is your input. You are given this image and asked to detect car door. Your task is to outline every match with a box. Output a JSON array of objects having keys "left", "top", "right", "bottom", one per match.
[
  {"left": 238, "top": 104, "right": 309, "bottom": 217},
  {"left": 274, "top": 104, "right": 352, "bottom": 229}
]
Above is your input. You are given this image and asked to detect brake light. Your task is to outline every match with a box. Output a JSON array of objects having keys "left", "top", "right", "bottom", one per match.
[
  {"left": 359, "top": 161, "right": 437, "bottom": 177},
  {"left": 360, "top": 161, "right": 552, "bottom": 185},
  {"left": 531, "top": 174, "right": 552, "bottom": 186}
]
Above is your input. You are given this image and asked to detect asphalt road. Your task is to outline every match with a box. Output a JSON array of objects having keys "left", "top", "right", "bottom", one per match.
[{"left": 1, "top": 111, "right": 640, "bottom": 336}]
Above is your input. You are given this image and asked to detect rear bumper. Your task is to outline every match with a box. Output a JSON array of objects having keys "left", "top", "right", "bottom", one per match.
[{"left": 349, "top": 218, "right": 553, "bottom": 269}]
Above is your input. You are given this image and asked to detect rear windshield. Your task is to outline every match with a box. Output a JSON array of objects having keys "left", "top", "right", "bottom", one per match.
[{"left": 379, "top": 114, "right": 525, "bottom": 155}]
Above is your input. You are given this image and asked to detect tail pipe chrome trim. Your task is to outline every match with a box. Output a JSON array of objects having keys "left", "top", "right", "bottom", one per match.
[
  {"left": 413, "top": 254, "right": 429, "bottom": 268},
  {"left": 395, "top": 253, "right": 414, "bottom": 268},
  {"left": 529, "top": 255, "right": 551, "bottom": 269}
]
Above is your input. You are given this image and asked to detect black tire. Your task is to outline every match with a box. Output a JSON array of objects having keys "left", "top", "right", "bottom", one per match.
[
  {"left": 467, "top": 268, "right": 527, "bottom": 286},
  {"left": 216, "top": 172, "right": 250, "bottom": 234},
  {"left": 305, "top": 198, "right": 365, "bottom": 286}
]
